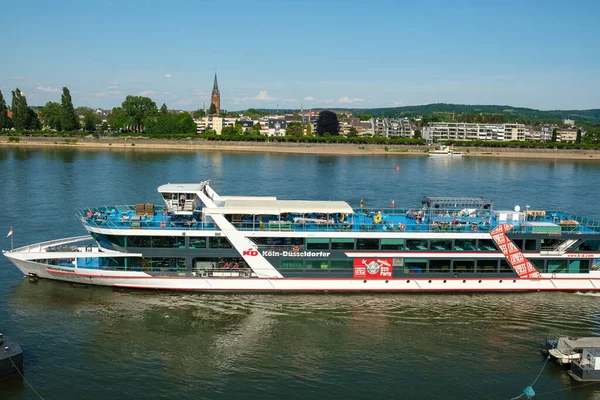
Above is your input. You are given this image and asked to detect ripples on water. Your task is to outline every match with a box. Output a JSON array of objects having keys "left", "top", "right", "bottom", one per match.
[{"left": 2, "top": 148, "right": 600, "bottom": 399}]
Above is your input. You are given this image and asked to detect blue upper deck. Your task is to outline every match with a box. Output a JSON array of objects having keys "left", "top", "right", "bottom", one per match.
[{"left": 77, "top": 204, "right": 600, "bottom": 235}]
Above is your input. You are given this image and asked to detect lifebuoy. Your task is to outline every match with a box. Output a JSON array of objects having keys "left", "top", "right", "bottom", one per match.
[
  {"left": 399, "top": 224, "right": 406, "bottom": 231},
  {"left": 292, "top": 245, "right": 300, "bottom": 254},
  {"left": 471, "top": 224, "right": 478, "bottom": 232},
  {"left": 160, "top": 221, "right": 167, "bottom": 229}
]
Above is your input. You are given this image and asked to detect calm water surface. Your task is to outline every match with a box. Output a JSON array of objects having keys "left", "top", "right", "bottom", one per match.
[{"left": 1, "top": 147, "right": 600, "bottom": 399}]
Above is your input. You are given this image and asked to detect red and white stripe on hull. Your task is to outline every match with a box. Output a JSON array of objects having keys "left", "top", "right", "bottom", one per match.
[{"left": 8, "top": 256, "right": 600, "bottom": 293}]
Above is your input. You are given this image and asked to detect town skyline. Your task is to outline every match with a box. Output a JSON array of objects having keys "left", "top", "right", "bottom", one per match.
[{"left": 2, "top": 0, "right": 599, "bottom": 110}]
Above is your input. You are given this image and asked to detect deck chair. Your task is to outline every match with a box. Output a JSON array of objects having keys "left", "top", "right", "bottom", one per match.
[
  {"left": 135, "top": 204, "right": 145, "bottom": 216},
  {"left": 144, "top": 203, "right": 155, "bottom": 216}
]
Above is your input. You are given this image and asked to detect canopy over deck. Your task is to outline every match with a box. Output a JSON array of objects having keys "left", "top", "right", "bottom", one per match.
[
  {"left": 422, "top": 196, "right": 493, "bottom": 210},
  {"left": 157, "top": 182, "right": 207, "bottom": 194},
  {"left": 204, "top": 199, "right": 354, "bottom": 216}
]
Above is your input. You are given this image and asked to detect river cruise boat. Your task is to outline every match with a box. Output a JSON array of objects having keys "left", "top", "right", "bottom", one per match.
[{"left": 4, "top": 181, "right": 600, "bottom": 292}]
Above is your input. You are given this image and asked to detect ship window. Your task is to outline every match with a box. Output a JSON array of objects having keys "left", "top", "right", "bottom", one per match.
[
  {"left": 406, "top": 240, "right": 428, "bottom": 251},
  {"left": 453, "top": 260, "right": 474, "bottom": 273},
  {"left": 331, "top": 238, "right": 354, "bottom": 250},
  {"left": 357, "top": 239, "right": 379, "bottom": 250},
  {"left": 524, "top": 239, "right": 537, "bottom": 251},
  {"left": 428, "top": 259, "right": 451, "bottom": 273},
  {"left": 512, "top": 240, "right": 524, "bottom": 251},
  {"left": 306, "top": 238, "right": 330, "bottom": 250},
  {"left": 430, "top": 240, "right": 452, "bottom": 251},
  {"left": 253, "top": 237, "right": 304, "bottom": 246},
  {"left": 128, "top": 236, "right": 152, "bottom": 247},
  {"left": 381, "top": 238, "right": 405, "bottom": 250},
  {"left": 280, "top": 259, "right": 304, "bottom": 269},
  {"left": 189, "top": 237, "right": 206, "bottom": 248},
  {"left": 576, "top": 240, "right": 600, "bottom": 252},
  {"left": 570, "top": 260, "right": 590, "bottom": 273},
  {"left": 331, "top": 259, "right": 353, "bottom": 269},
  {"left": 547, "top": 260, "right": 568, "bottom": 273},
  {"left": 499, "top": 260, "right": 513, "bottom": 273},
  {"left": 106, "top": 235, "right": 126, "bottom": 247},
  {"left": 151, "top": 236, "right": 185, "bottom": 248},
  {"left": 477, "top": 239, "right": 496, "bottom": 252},
  {"left": 147, "top": 257, "right": 185, "bottom": 272},
  {"left": 306, "top": 259, "right": 329, "bottom": 269},
  {"left": 530, "top": 259, "right": 545, "bottom": 272},
  {"left": 209, "top": 237, "right": 232, "bottom": 248},
  {"left": 454, "top": 239, "right": 476, "bottom": 251},
  {"left": 405, "top": 258, "right": 427, "bottom": 273},
  {"left": 477, "top": 260, "right": 498, "bottom": 273}
]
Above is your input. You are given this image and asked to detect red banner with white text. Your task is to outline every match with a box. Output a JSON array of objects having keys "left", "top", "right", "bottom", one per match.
[{"left": 353, "top": 258, "right": 393, "bottom": 279}]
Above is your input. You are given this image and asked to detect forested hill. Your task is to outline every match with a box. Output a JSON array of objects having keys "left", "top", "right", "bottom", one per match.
[
  {"left": 345, "top": 104, "right": 600, "bottom": 123},
  {"left": 259, "top": 104, "right": 600, "bottom": 123}
]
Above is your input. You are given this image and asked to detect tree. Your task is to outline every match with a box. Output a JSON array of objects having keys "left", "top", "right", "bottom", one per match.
[
  {"left": 83, "top": 110, "right": 98, "bottom": 131},
  {"left": 413, "top": 129, "right": 422, "bottom": 139},
  {"left": 306, "top": 122, "right": 312, "bottom": 136},
  {"left": 160, "top": 103, "right": 168, "bottom": 114},
  {"left": 11, "top": 88, "right": 29, "bottom": 131},
  {"left": 122, "top": 95, "right": 158, "bottom": 129},
  {"left": 41, "top": 101, "right": 63, "bottom": 130},
  {"left": 61, "top": 87, "right": 80, "bottom": 131},
  {"left": 100, "top": 121, "right": 108, "bottom": 134},
  {"left": 178, "top": 112, "right": 197, "bottom": 134},
  {"left": 27, "top": 108, "right": 41, "bottom": 130},
  {"left": 576, "top": 128, "right": 582, "bottom": 144},
  {"left": 286, "top": 122, "right": 303, "bottom": 137},
  {"left": 357, "top": 113, "right": 373, "bottom": 121},
  {"left": 0, "top": 90, "right": 11, "bottom": 130},
  {"left": 347, "top": 127, "right": 358, "bottom": 137},
  {"left": 193, "top": 109, "right": 206, "bottom": 119},
  {"left": 551, "top": 128, "right": 558, "bottom": 142},
  {"left": 249, "top": 122, "right": 261, "bottom": 135},
  {"left": 107, "top": 107, "right": 129, "bottom": 132},
  {"left": 209, "top": 102, "right": 217, "bottom": 115},
  {"left": 316, "top": 110, "right": 340, "bottom": 136}
]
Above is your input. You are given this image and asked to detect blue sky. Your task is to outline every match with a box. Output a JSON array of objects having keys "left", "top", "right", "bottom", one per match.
[{"left": 1, "top": 0, "right": 599, "bottom": 110}]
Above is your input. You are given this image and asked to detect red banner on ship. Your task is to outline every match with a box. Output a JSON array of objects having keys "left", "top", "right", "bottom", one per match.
[{"left": 353, "top": 258, "right": 393, "bottom": 279}]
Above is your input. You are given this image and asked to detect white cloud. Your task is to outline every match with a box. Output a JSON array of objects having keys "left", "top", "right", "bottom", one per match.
[
  {"left": 139, "top": 90, "right": 155, "bottom": 97},
  {"left": 391, "top": 101, "right": 405, "bottom": 106},
  {"left": 304, "top": 96, "right": 315, "bottom": 101},
  {"left": 255, "top": 90, "right": 275, "bottom": 101},
  {"left": 283, "top": 99, "right": 298, "bottom": 103},
  {"left": 37, "top": 85, "right": 60, "bottom": 93},
  {"left": 338, "top": 96, "right": 364, "bottom": 104},
  {"left": 108, "top": 81, "right": 120, "bottom": 89},
  {"left": 164, "top": 73, "right": 172, "bottom": 79}
]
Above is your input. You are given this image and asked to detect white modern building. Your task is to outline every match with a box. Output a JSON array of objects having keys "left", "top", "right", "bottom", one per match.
[{"left": 423, "top": 122, "right": 529, "bottom": 142}]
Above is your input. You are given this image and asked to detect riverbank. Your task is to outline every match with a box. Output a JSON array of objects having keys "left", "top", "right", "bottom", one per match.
[{"left": 1, "top": 135, "right": 600, "bottom": 160}]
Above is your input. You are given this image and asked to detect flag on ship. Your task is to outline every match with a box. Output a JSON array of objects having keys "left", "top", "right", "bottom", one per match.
[
  {"left": 7, "top": 227, "right": 13, "bottom": 237},
  {"left": 360, "top": 199, "right": 364, "bottom": 208},
  {"left": 391, "top": 200, "right": 395, "bottom": 209}
]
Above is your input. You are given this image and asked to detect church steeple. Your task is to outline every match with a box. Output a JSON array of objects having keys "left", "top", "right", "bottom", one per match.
[
  {"left": 210, "top": 72, "right": 221, "bottom": 116},
  {"left": 212, "top": 73, "right": 219, "bottom": 95}
]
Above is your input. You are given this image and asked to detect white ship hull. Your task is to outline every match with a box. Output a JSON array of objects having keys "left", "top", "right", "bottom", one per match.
[{"left": 7, "top": 256, "right": 600, "bottom": 293}]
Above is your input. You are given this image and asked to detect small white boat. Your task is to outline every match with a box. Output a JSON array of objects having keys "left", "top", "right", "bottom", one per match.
[{"left": 428, "top": 145, "right": 464, "bottom": 157}]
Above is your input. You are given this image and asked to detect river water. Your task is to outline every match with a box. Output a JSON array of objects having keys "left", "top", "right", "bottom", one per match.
[{"left": 1, "top": 147, "right": 600, "bottom": 399}]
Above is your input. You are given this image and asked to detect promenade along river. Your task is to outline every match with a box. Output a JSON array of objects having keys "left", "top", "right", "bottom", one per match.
[{"left": 1, "top": 147, "right": 600, "bottom": 399}]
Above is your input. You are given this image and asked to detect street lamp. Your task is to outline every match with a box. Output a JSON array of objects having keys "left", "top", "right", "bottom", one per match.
[{"left": 526, "top": 204, "right": 530, "bottom": 220}]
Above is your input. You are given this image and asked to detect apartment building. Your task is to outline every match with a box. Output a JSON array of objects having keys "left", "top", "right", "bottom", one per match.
[{"left": 423, "top": 122, "right": 528, "bottom": 142}]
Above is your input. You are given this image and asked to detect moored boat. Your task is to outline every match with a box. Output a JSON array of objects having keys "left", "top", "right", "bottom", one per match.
[
  {"left": 428, "top": 145, "right": 464, "bottom": 157},
  {"left": 4, "top": 181, "right": 600, "bottom": 293}
]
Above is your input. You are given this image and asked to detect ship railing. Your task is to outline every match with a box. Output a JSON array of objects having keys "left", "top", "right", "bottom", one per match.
[
  {"left": 191, "top": 268, "right": 253, "bottom": 278},
  {"left": 77, "top": 206, "right": 218, "bottom": 231}
]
